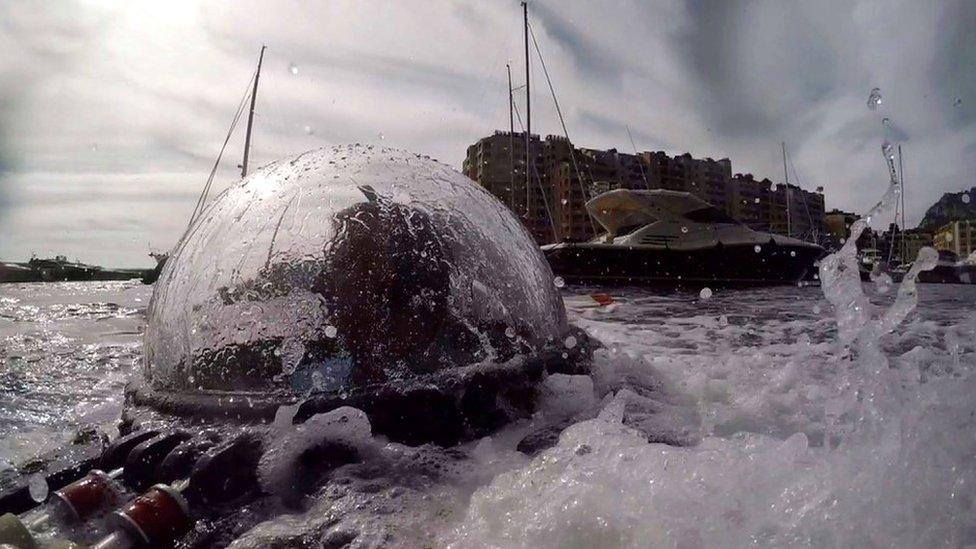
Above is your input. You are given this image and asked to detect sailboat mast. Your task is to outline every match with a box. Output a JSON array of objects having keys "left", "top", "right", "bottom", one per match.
[
  {"left": 899, "top": 145, "right": 906, "bottom": 262},
  {"left": 241, "top": 45, "right": 266, "bottom": 178},
  {"left": 507, "top": 64, "right": 516, "bottom": 211},
  {"left": 522, "top": 1, "right": 531, "bottom": 217},
  {"left": 782, "top": 141, "right": 791, "bottom": 238}
]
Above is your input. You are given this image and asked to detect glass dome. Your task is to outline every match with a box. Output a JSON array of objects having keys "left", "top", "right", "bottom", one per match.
[{"left": 143, "top": 145, "right": 569, "bottom": 401}]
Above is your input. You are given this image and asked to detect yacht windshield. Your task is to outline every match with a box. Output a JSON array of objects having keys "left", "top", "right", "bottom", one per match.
[
  {"left": 684, "top": 207, "right": 738, "bottom": 224},
  {"left": 616, "top": 222, "right": 650, "bottom": 236}
]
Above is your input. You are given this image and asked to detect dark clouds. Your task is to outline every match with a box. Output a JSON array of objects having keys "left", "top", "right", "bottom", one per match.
[
  {"left": 530, "top": 2, "right": 635, "bottom": 84},
  {"left": 0, "top": 0, "right": 974, "bottom": 266},
  {"left": 930, "top": 3, "right": 976, "bottom": 129}
]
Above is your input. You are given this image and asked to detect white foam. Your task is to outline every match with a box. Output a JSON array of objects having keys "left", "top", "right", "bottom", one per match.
[{"left": 258, "top": 406, "right": 373, "bottom": 498}]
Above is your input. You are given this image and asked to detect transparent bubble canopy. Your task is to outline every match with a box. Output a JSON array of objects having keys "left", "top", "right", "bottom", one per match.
[{"left": 144, "top": 145, "right": 569, "bottom": 399}]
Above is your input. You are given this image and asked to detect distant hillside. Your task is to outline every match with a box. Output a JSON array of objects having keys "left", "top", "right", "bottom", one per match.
[{"left": 918, "top": 186, "right": 976, "bottom": 229}]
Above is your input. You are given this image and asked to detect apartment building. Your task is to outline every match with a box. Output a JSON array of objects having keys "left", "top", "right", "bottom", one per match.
[{"left": 462, "top": 132, "right": 826, "bottom": 246}]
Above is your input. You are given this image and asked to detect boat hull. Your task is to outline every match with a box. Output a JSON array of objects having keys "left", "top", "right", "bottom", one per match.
[
  {"left": 543, "top": 242, "right": 823, "bottom": 287},
  {"left": 875, "top": 264, "right": 976, "bottom": 285},
  {"left": 916, "top": 264, "right": 976, "bottom": 284},
  {"left": 0, "top": 263, "right": 39, "bottom": 283},
  {"left": 0, "top": 262, "right": 148, "bottom": 284}
]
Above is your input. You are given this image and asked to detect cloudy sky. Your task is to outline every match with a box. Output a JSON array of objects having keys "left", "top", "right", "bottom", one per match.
[{"left": 1, "top": 0, "right": 973, "bottom": 266}]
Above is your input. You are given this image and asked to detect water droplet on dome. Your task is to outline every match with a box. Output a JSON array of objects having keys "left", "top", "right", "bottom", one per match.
[
  {"left": 553, "top": 276, "right": 565, "bottom": 288},
  {"left": 875, "top": 272, "right": 892, "bottom": 294},
  {"left": 915, "top": 247, "right": 939, "bottom": 271},
  {"left": 754, "top": 198, "right": 760, "bottom": 204},
  {"left": 28, "top": 473, "right": 48, "bottom": 502},
  {"left": 754, "top": 245, "right": 762, "bottom": 253},
  {"left": 882, "top": 117, "right": 891, "bottom": 127},
  {"left": 278, "top": 339, "right": 304, "bottom": 375},
  {"left": 310, "top": 370, "right": 324, "bottom": 391},
  {"left": 505, "top": 326, "right": 516, "bottom": 338},
  {"left": 563, "top": 335, "right": 577, "bottom": 349},
  {"left": 699, "top": 287, "right": 712, "bottom": 300},
  {"left": 304, "top": 125, "right": 314, "bottom": 135},
  {"left": 790, "top": 250, "right": 796, "bottom": 257},
  {"left": 324, "top": 325, "right": 338, "bottom": 338},
  {"left": 867, "top": 87, "right": 882, "bottom": 110},
  {"left": 680, "top": 226, "right": 689, "bottom": 233},
  {"left": 378, "top": 132, "right": 385, "bottom": 140},
  {"left": 289, "top": 63, "right": 299, "bottom": 75},
  {"left": 962, "top": 193, "right": 971, "bottom": 204},
  {"left": 953, "top": 97, "right": 963, "bottom": 107}
]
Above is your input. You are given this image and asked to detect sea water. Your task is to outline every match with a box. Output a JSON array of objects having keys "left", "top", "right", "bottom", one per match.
[{"left": 1, "top": 280, "right": 973, "bottom": 547}]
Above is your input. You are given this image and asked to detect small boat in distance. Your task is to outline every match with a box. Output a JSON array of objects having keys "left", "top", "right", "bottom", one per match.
[
  {"left": 915, "top": 250, "right": 976, "bottom": 284},
  {"left": 0, "top": 255, "right": 149, "bottom": 283},
  {"left": 542, "top": 189, "right": 825, "bottom": 287}
]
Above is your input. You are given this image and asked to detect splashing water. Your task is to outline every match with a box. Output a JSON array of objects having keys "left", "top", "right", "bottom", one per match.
[
  {"left": 816, "top": 130, "right": 940, "bottom": 450},
  {"left": 867, "top": 87, "right": 882, "bottom": 109},
  {"left": 819, "top": 141, "right": 928, "bottom": 345},
  {"left": 444, "top": 116, "right": 971, "bottom": 548},
  {"left": 28, "top": 473, "right": 48, "bottom": 503},
  {"left": 277, "top": 338, "right": 305, "bottom": 375},
  {"left": 882, "top": 140, "right": 895, "bottom": 162}
]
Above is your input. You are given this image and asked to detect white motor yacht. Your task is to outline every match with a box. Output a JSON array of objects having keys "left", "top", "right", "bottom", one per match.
[{"left": 542, "top": 189, "right": 825, "bottom": 287}]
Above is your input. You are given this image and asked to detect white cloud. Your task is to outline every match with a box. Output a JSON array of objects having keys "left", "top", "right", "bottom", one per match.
[{"left": 1, "top": 0, "right": 973, "bottom": 265}]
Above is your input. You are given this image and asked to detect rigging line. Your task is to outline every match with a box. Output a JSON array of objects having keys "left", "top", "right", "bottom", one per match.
[
  {"left": 626, "top": 125, "right": 650, "bottom": 190},
  {"left": 886, "top": 196, "right": 898, "bottom": 264},
  {"left": 527, "top": 20, "right": 597, "bottom": 234},
  {"left": 473, "top": 52, "right": 507, "bottom": 134},
  {"left": 513, "top": 91, "right": 524, "bottom": 127},
  {"left": 530, "top": 152, "right": 560, "bottom": 242},
  {"left": 898, "top": 145, "right": 907, "bottom": 262},
  {"left": 786, "top": 151, "right": 817, "bottom": 242},
  {"left": 512, "top": 99, "right": 559, "bottom": 241},
  {"left": 471, "top": 22, "right": 515, "bottom": 136},
  {"left": 187, "top": 68, "right": 257, "bottom": 232},
  {"left": 195, "top": 87, "right": 249, "bottom": 218}
]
